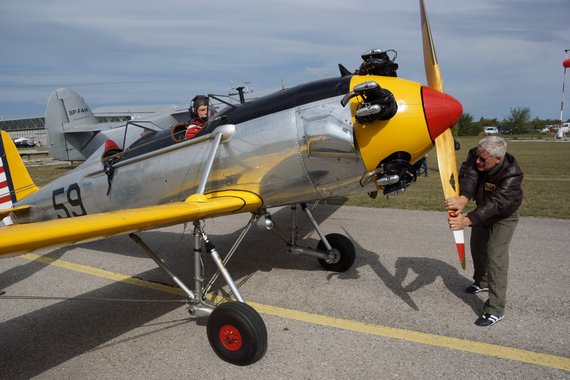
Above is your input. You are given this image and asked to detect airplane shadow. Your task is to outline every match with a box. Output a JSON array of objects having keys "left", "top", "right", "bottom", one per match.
[
  {"left": 0, "top": 203, "right": 479, "bottom": 376},
  {"left": 0, "top": 268, "right": 186, "bottom": 379},
  {"left": 114, "top": 204, "right": 481, "bottom": 316},
  {"left": 0, "top": 248, "right": 68, "bottom": 292},
  {"left": 0, "top": 204, "right": 341, "bottom": 377}
]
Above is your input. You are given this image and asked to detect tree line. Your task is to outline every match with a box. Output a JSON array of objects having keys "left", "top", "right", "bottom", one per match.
[{"left": 455, "top": 106, "right": 568, "bottom": 136}]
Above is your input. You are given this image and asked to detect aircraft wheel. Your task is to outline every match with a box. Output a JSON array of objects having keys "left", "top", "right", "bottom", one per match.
[
  {"left": 207, "top": 301, "right": 267, "bottom": 366},
  {"left": 317, "top": 233, "right": 356, "bottom": 272}
]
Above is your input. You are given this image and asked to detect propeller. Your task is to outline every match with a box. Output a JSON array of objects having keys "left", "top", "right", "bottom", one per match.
[{"left": 420, "top": 0, "right": 466, "bottom": 270}]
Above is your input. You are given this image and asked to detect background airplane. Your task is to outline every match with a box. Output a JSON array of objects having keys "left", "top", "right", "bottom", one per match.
[
  {"left": 44, "top": 86, "right": 254, "bottom": 162},
  {"left": 0, "top": 0, "right": 462, "bottom": 366},
  {"left": 44, "top": 88, "right": 189, "bottom": 161}
]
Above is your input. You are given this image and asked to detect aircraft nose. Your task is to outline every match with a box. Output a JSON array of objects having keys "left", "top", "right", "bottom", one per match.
[{"left": 421, "top": 86, "right": 463, "bottom": 141}]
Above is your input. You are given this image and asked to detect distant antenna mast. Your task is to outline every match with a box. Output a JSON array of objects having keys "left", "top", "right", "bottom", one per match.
[
  {"left": 235, "top": 87, "right": 246, "bottom": 104},
  {"left": 558, "top": 49, "right": 570, "bottom": 139},
  {"left": 229, "top": 82, "right": 252, "bottom": 104}
]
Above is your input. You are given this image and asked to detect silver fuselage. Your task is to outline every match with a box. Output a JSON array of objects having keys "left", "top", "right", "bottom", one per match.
[{"left": 16, "top": 94, "right": 371, "bottom": 223}]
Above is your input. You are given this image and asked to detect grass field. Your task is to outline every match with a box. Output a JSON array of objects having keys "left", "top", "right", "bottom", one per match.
[
  {"left": 336, "top": 136, "right": 570, "bottom": 219},
  {"left": 26, "top": 136, "right": 570, "bottom": 219}
]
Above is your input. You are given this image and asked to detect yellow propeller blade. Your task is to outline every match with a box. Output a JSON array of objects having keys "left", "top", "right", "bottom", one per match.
[
  {"left": 420, "top": 0, "right": 465, "bottom": 270},
  {"left": 420, "top": 0, "right": 443, "bottom": 92}
]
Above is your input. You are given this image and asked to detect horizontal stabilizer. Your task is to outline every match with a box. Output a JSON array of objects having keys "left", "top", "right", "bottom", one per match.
[
  {"left": 0, "top": 205, "right": 31, "bottom": 221},
  {"left": 58, "top": 121, "right": 127, "bottom": 133}
]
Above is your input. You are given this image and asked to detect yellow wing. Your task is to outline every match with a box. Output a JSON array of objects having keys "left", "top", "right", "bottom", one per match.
[{"left": 0, "top": 190, "right": 262, "bottom": 257}]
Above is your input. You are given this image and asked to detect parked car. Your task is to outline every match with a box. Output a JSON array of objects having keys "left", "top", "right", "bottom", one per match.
[
  {"left": 483, "top": 126, "right": 499, "bottom": 135},
  {"left": 13, "top": 137, "right": 36, "bottom": 148}
]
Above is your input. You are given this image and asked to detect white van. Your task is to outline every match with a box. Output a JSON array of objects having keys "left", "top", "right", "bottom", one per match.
[{"left": 483, "top": 126, "right": 499, "bottom": 135}]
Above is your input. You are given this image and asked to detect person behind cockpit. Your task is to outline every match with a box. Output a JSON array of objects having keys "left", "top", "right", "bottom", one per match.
[{"left": 185, "top": 95, "right": 209, "bottom": 139}]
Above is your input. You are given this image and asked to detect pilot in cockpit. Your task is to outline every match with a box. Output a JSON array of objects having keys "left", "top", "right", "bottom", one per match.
[{"left": 185, "top": 95, "right": 209, "bottom": 139}]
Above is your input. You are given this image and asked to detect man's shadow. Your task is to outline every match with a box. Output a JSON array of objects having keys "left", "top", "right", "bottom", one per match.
[
  {"left": 393, "top": 256, "right": 482, "bottom": 315},
  {"left": 327, "top": 228, "right": 483, "bottom": 315}
]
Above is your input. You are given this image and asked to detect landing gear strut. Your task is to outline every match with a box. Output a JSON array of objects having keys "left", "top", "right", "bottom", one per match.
[
  {"left": 128, "top": 129, "right": 270, "bottom": 365},
  {"left": 129, "top": 221, "right": 268, "bottom": 366},
  {"left": 128, "top": 202, "right": 355, "bottom": 365},
  {"left": 265, "top": 203, "right": 356, "bottom": 273}
]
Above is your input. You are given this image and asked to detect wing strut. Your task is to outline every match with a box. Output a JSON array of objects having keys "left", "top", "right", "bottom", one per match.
[
  {"left": 197, "top": 131, "right": 224, "bottom": 194},
  {"left": 128, "top": 218, "right": 267, "bottom": 365},
  {"left": 196, "top": 124, "right": 237, "bottom": 194},
  {"left": 129, "top": 233, "right": 197, "bottom": 301}
]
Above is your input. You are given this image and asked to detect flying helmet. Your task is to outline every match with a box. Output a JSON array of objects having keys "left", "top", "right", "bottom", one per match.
[{"left": 190, "top": 95, "right": 209, "bottom": 120}]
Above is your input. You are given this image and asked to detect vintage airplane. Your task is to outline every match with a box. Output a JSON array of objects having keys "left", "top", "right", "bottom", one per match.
[
  {"left": 44, "top": 85, "right": 255, "bottom": 162},
  {"left": 0, "top": 0, "right": 462, "bottom": 366},
  {"left": 44, "top": 87, "right": 188, "bottom": 161}
]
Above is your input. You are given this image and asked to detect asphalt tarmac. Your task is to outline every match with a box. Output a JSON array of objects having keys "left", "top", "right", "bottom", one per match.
[{"left": 0, "top": 205, "right": 568, "bottom": 379}]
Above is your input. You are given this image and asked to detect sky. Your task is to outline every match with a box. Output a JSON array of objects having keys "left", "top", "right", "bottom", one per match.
[{"left": 1, "top": 0, "right": 569, "bottom": 121}]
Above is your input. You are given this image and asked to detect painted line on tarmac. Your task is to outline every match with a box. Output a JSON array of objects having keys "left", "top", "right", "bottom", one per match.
[
  {"left": 21, "top": 253, "right": 570, "bottom": 372},
  {"left": 252, "top": 302, "right": 570, "bottom": 372}
]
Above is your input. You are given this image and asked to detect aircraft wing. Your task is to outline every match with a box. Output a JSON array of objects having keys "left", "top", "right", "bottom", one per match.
[
  {"left": 59, "top": 121, "right": 129, "bottom": 133},
  {"left": 0, "top": 190, "right": 262, "bottom": 258},
  {"left": 93, "top": 104, "right": 187, "bottom": 117}
]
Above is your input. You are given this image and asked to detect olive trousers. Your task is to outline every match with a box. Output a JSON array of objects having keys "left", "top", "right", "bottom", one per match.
[{"left": 470, "top": 210, "right": 519, "bottom": 317}]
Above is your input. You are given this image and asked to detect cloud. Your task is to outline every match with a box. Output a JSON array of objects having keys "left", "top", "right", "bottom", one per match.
[{"left": 0, "top": 0, "right": 569, "bottom": 120}]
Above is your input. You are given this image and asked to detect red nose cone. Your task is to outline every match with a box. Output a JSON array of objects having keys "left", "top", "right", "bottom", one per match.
[{"left": 421, "top": 86, "right": 463, "bottom": 141}]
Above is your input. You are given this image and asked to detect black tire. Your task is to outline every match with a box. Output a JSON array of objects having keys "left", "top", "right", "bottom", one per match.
[
  {"left": 206, "top": 301, "right": 267, "bottom": 366},
  {"left": 317, "top": 233, "right": 356, "bottom": 272}
]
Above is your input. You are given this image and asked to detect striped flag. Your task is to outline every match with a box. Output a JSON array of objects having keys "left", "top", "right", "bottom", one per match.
[{"left": 0, "top": 157, "right": 14, "bottom": 225}]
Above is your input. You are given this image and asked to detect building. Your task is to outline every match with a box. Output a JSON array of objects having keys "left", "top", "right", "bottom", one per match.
[
  {"left": 0, "top": 117, "right": 46, "bottom": 146},
  {"left": 0, "top": 114, "right": 132, "bottom": 147}
]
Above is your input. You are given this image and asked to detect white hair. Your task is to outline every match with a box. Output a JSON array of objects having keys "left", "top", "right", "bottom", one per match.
[{"left": 478, "top": 136, "right": 507, "bottom": 158}]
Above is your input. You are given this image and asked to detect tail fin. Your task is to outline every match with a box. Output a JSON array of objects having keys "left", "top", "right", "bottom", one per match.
[
  {"left": 45, "top": 88, "right": 99, "bottom": 161},
  {"left": 0, "top": 131, "right": 39, "bottom": 225}
]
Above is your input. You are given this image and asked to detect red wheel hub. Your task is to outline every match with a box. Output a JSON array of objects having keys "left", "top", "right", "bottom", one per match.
[{"left": 219, "top": 324, "right": 242, "bottom": 351}]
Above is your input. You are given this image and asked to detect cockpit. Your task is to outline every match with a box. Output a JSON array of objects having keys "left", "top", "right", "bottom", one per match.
[{"left": 99, "top": 94, "right": 242, "bottom": 164}]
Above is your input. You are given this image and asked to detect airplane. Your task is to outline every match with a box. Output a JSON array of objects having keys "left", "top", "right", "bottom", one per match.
[
  {"left": 44, "top": 86, "right": 254, "bottom": 162},
  {"left": 0, "top": 0, "right": 462, "bottom": 366},
  {"left": 44, "top": 87, "right": 189, "bottom": 162}
]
